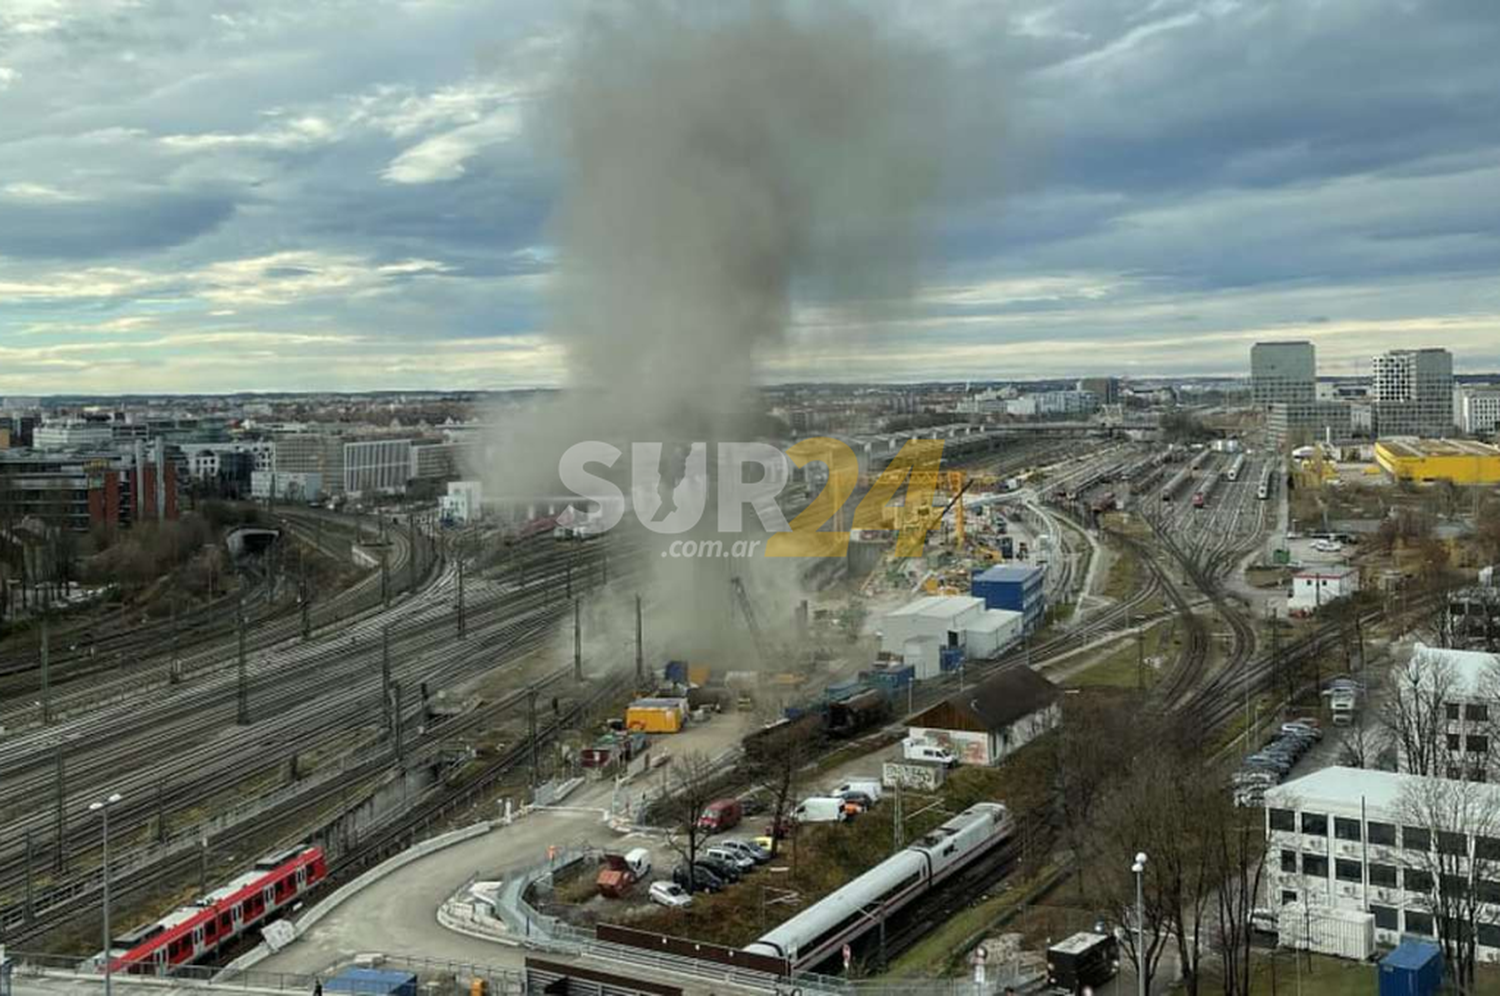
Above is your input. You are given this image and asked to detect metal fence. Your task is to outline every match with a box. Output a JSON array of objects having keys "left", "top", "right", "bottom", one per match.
[{"left": 2, "top": 950, "right": 524, "bottom": 995}]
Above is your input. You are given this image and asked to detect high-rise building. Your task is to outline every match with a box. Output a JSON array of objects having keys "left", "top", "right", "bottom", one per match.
[
  {"left": 1077, "top": 377, "right": 1120, "bottom": 406},
  {"left": 1251, "top": 342, "right": 1316, "bottom": 408},
  {"left": 1371, "top": 348, "right": 1453, "bottom": 437}
]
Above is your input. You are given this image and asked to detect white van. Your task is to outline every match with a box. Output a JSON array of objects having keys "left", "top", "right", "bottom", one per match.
[
  {"left": 790, "top": 797, "right": 847, "bottom": 824},
  {"left": 624, "top": 847, "right": 652, "bottom": 880},
  {"left": 903, "top": 738, "right": 957, "bottom": 767},
  {"left": 829, "top": 779, "right": 883, "bottom": 804}
]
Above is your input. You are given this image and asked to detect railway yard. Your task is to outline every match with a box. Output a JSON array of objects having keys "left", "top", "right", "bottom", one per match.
[{"left": 0, "top": 427, "right": 1463, "bottom": 994}]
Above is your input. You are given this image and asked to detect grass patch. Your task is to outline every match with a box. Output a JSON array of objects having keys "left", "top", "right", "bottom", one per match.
[{"left": 1063, "top": 623, "right": 1171, "bottom": 689}]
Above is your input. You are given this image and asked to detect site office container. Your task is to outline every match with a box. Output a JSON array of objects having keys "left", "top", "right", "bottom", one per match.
[
  {"left": 1379, "top": 939, "right": 1443, "bottom": 996},
  {"left": 326, "top": 968, "right": 418, "bottom": 996},
  {"left": 1277, "top": 903, "right": 1375, "bottom": 961},
  {"left": 625, "top": 697, "right": 687, "bottom": 733}
]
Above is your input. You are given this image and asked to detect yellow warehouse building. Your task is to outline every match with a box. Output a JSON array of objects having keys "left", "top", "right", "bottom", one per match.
[{"left": 1375, "top": 437, "right": 1500, "bottom": 485}]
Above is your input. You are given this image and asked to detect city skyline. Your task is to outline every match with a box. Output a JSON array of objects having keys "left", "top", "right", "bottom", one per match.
[{"left": 5, "top": 1, "right": 1500, "bottom": 393}]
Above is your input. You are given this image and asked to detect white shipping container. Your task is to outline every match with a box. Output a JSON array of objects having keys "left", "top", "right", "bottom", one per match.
[{"left": 1276, "top": 904, "right": 1375, "bottom": 961}]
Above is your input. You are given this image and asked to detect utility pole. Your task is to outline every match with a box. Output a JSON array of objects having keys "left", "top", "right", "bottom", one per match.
[
  {"left": 236, "top": 597, "right": 250, "bottom": 725},
  {"left": 527, "top": 686, "right": 540, "bottom": 786},
  {"left": 39, "top": 613, "right": 51, "bottom": 724},
  {"left": 392, "top": 683, "right": 404, "bottom": 762},
  {"left": 170, "top": 600, "right": 181, "bottom": 684},
  {"left": 24, "top": 829, "right": 34, "bottom": 923},
  {"left": 407, "top": 515, "right": 418, "bottom": 592},
  {"left": 54, "top": 745, "right": 66, "bottom": 872},
  {"left": 155, "top": 779, "right": 167, "bottom": 843},
  {"left": 635, "top": 594, "right": 644, "bottom": 686},
  {"left": 381, "top": 550, "right": 390, "bottom": 608},
  {"left": 300, "top": 567, "right": 311, "bottom": 641},
  {"left": 382, "top": 624, "right": 394, "bottom": 737},
  {"left": 891, "top": 779, "right": 904, "bottom": 852},
  {"left": 456, "top": 546, "right": 466, "bottom": 639},
  {"left": 573, "top": 599, "right": 583, "bottom": 683}
]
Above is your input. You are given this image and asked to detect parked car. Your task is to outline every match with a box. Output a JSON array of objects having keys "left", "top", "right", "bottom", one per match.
[
  {"left": 738, "top": 795, "right": 768, "bottom": 817},
  {"left": 836, "top": 790, "right": 876, "bottom": 812},
  {"left": 1282, "top": 722, "right": 1322, "bottom": 741},
  {"left": 1249, "top": 908, "right": 1278, "bottom": 935},
  {"left": 696, "top": 856, "right": 742, "bottom": 884},
  {"left": 649, "top": 881, "right": 693, "bottom": 908},
  {"left": 703, "top": 845, "right": 755, "bottom": 872},
  {"left": 829, "top": 779, "right": 883, "bottom": 803},
  {"left": 721, "top": 839, "right": 770, "bottom": 864},
  {"left": 672, "top": 864, "right": 724, "bottom": 893}
]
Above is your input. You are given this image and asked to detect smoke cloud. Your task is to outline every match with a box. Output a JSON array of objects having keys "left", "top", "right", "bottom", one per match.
[{"left": 490, "top": 0, "right": 970, "bottom": 669}]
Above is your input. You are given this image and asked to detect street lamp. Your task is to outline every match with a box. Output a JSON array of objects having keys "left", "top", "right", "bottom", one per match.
[
  {"left": 90, "top": 793, "right": 124, "bottom": 996},
  {"left": 1132, "top": 851, "right": 1148, "bottom": 996}
]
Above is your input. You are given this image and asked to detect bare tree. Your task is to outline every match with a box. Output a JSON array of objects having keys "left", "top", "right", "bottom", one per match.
[
  {"left": 1383, "top": 648, "right": 1458, "bottom": 777},
  {"left": 1396, "top": 776, "right": 1500, "bottom": 994},
  {"left": 746, "top": 718, "right": 812, "bottom": 859},
  {"left": 660, "top": 750, "right": 721, "bottom": 894},
  {"left": 1209, "top": 800, "right": 1269, "bottom": 996}
]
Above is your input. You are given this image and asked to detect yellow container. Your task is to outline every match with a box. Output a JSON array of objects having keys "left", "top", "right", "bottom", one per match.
[
  {"left": 688, "top": 664, "right": 711, "bottom": 686},
  {"left": 625, "top": 706, "right": 682, "bottom": 734}
]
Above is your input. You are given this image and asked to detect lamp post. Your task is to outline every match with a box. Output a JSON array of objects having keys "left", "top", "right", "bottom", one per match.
[
  {"left": 90, "top": 793, "right": 124, "bottom": 996},
  {"left": 1132, "top": 851, "right": 1148, "bottom": 996}
]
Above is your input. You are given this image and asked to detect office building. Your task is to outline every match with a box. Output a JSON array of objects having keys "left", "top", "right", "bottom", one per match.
[
  {"left": 1455, "top": 386, "right": 1500, "bottom": 436},
  {"left": 1251, "top": 342, "right": 1317, "bottom": 408},
  {"left": 1077, "top": 377, "right": 1120, "bottom": 406},
  {"left": 1264, "top": 766, "right": 1500, "bottom": 956},
  {"left": 343, "top": 438, "right": 412, "bottom": 495},
  {"left": 0, "top": 445, "right": 177, "bottom": 531},
  {"left": 1393, "top": 643, "right": 1500, "bottom": 781},
  {"left": 32, "top": 419, "right": 114, "bottom": 451},
  {"left": 1372, "top": 349, "right": 1453, "bottom": 437},
  {"left": 274, "top": 433, "right": 346, "bottom": 493},
  {"left": 1267, "top": 401, "right": 1353, "bottom": 445}
]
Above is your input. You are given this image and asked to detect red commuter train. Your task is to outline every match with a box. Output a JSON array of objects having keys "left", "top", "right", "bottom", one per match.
[{"left": 104, "top": 846, "right": 327, "bottom": 975}]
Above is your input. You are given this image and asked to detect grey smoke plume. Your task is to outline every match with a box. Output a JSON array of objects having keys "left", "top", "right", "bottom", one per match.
[
  {"left": 501, "top": 1, "right": 965, "bottom": 668},
  {"left": 549, "top": 0, "right": 950, "bottom": 434}
]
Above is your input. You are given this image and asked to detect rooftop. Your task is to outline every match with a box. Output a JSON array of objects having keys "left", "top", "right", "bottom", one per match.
[
  {"left": 1376, "top": 437, "right": 1500, "bottom": 459},
  {"left": 1266, "top": 765, "right": 1500, "bottom": 815},
  {"left": 973, "top": 564, "right": 1044, "bottom": 584},
  {"left": 887, "top": 595, "right": 985, "bottom": 619},
  {"left": 911, "top": 665, "right": 1059, "bottom": 733}
]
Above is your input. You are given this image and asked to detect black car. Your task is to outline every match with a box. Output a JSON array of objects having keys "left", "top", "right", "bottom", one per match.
[
  {"left": 837, "top": 790, "right": 875, "bottom": 811},
  {"left": 696, "top": 856, "right": 742, "bottom": 883},
  {"left": 673, "top": 864, "right": 724, "bottom": 893}
]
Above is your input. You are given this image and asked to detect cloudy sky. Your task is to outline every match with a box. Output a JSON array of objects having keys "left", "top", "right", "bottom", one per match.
[{"left": 2, "top": 0, "right": 1499, "bottom": 394}]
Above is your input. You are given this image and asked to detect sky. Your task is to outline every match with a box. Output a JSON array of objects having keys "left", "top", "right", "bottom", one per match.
[{"left": 2, "top": 0, "right": 1500, "bottom": 394}]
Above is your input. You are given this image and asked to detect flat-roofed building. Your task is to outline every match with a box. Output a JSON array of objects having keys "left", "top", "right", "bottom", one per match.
[
  {"left": 1374, "top": 437, "right": 1500, "bottom": 485},
  {"left": 1252, "top": 342, "right": 1316, "bottom": 408},
  {"left": 1264, "top": 766, "right": 1500, "bottom": 956}
]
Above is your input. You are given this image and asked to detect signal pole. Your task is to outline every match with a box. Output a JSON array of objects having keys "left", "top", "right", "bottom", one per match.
[
  {"left": 527, "top": 686, "right": 540, "bottom": 786},
  {"left": 236, "top": 597, "right": 250, "bottom": 725},
  {"left": 382, "top": 624, "right": 394, "bottom": 737},
  {"left": 54, "top": 745, "right": 66, "bottom": 872},
  {"left": 456, "top": 545, "right": 466, "bottom": 639},
  {"left": 573, "top": 599, "right": 583, "bottom": 683},
  {"left": 635, "top": 594, "right": 644, "bottom": 686},
  {"left": 39, "top": 614, "right": 51, "bottom": 724}
]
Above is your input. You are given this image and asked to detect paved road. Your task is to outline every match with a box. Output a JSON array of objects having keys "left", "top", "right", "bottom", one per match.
[{"left": 257, "top": 712, "right": 756, "bottom": 978}]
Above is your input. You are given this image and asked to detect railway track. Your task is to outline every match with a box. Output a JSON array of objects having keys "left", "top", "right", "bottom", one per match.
[{"left": 0, "top": 534, "right": 632, "bottom": 939}]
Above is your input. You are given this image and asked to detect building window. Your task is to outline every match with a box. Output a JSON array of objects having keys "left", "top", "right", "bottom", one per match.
[
  {"left": 1281, "top": 850, "right": 1297, "bottom": 873},
  {"left": 1281, "top": 890, "right": 1298, "bottom": 904},
  {"left": 1369, "top": 864, "right": 1398, "bottom": 888},
  {"left": 1441, "top": 874, "right": 1470, "bottom": 898},
  {"left": 1448, "top": 734, "right": 1462, "bottom": 751},
  {"left": 1469, "top": 735, "right": 1489, "bottom": 755},
  {"left": 1303, "top": 855, "right": 1329, "bottom": 878},
  {"left": 1301, "top": 812, "right": 1328, "bottom": 836},
  {"left": 1335, "top": 859, "right": 1362, "bottom": 883},
  {"left": 1334, "top": 817, "right": 1362, "bottom": 842},
  {"left": 1404, "top": 826, "right": 1432, "bottom": 851},
  {"left": 1448, "top": 765, "right": 1463, "bottom": 780},
  {"left": 1476, "top": 837, "right": 1500, "bottom": 862},
  {"left": 1478, "top": 879, "right": 1500, "bottom": 904},
  {"left": 1269, "top": 808, "right": 1296, "bottom": 832},
  {"left": 1368, "top": 821, "right": 1396, "bottom": 846},
  {"left": 1439, "top": 831, "right": 1469, "bottom": 856},
  {"left": 1405, "top": 911, "right": 1435, "bottom": 936},
  {"left": 1447, "top": 703, "right": 1461, "bottom": 720},
  {"left": 1479, "top": 923, "right": 1500, "bottom": 950},
  {"left": 1467, "top": 704, "right": 1490, "bottom": 723},
  {"left": 1371, "top": 905, "right": 1399, "bottom": 931},
  {"left": 1406, "top": 869, "right": 1434, "bottom": 893}
]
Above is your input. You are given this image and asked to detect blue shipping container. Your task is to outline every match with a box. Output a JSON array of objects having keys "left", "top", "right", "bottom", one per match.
[
  {"left": 1379, "top": 940, "right": 1442, "bottom": 996},
  {"left": 326, "top": 968, "right": 418, "bottom": 996},
  {"left": 664, "top": 661, "right": 689, "bottom": 684}
]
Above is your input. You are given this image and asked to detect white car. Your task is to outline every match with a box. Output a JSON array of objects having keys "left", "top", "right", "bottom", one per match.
[{"left": 649, "top": 881, "right": 693, "bottom": 908}]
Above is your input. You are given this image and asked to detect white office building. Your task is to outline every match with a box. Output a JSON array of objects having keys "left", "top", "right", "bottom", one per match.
[
  {"left": 32, "top": 419, "right": 113, "bottom": 450},
  {"left": 1264, "top": 767, "right": 1500, "bottom": 958},
  {"left": 343, "top": 438, "right": 412, "bottom": 495},
  {"left": 1455, "top": 386, "right": 1500, "bottom": 436},
  {"left": 1288, "top": 567, "right": 1360, "bottom": 614},
  {"left": 1398, "top": 643, "right": 1500, "bottom": 781}
]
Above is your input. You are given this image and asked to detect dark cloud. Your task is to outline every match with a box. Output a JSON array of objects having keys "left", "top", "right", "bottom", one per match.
[{"left": 0, "top": 191, "right": 236, "bottom": 258}]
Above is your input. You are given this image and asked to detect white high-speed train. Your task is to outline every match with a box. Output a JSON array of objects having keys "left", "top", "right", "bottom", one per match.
[{"left": 743, "top": 802, "right": 1013, "bottom": 972}]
